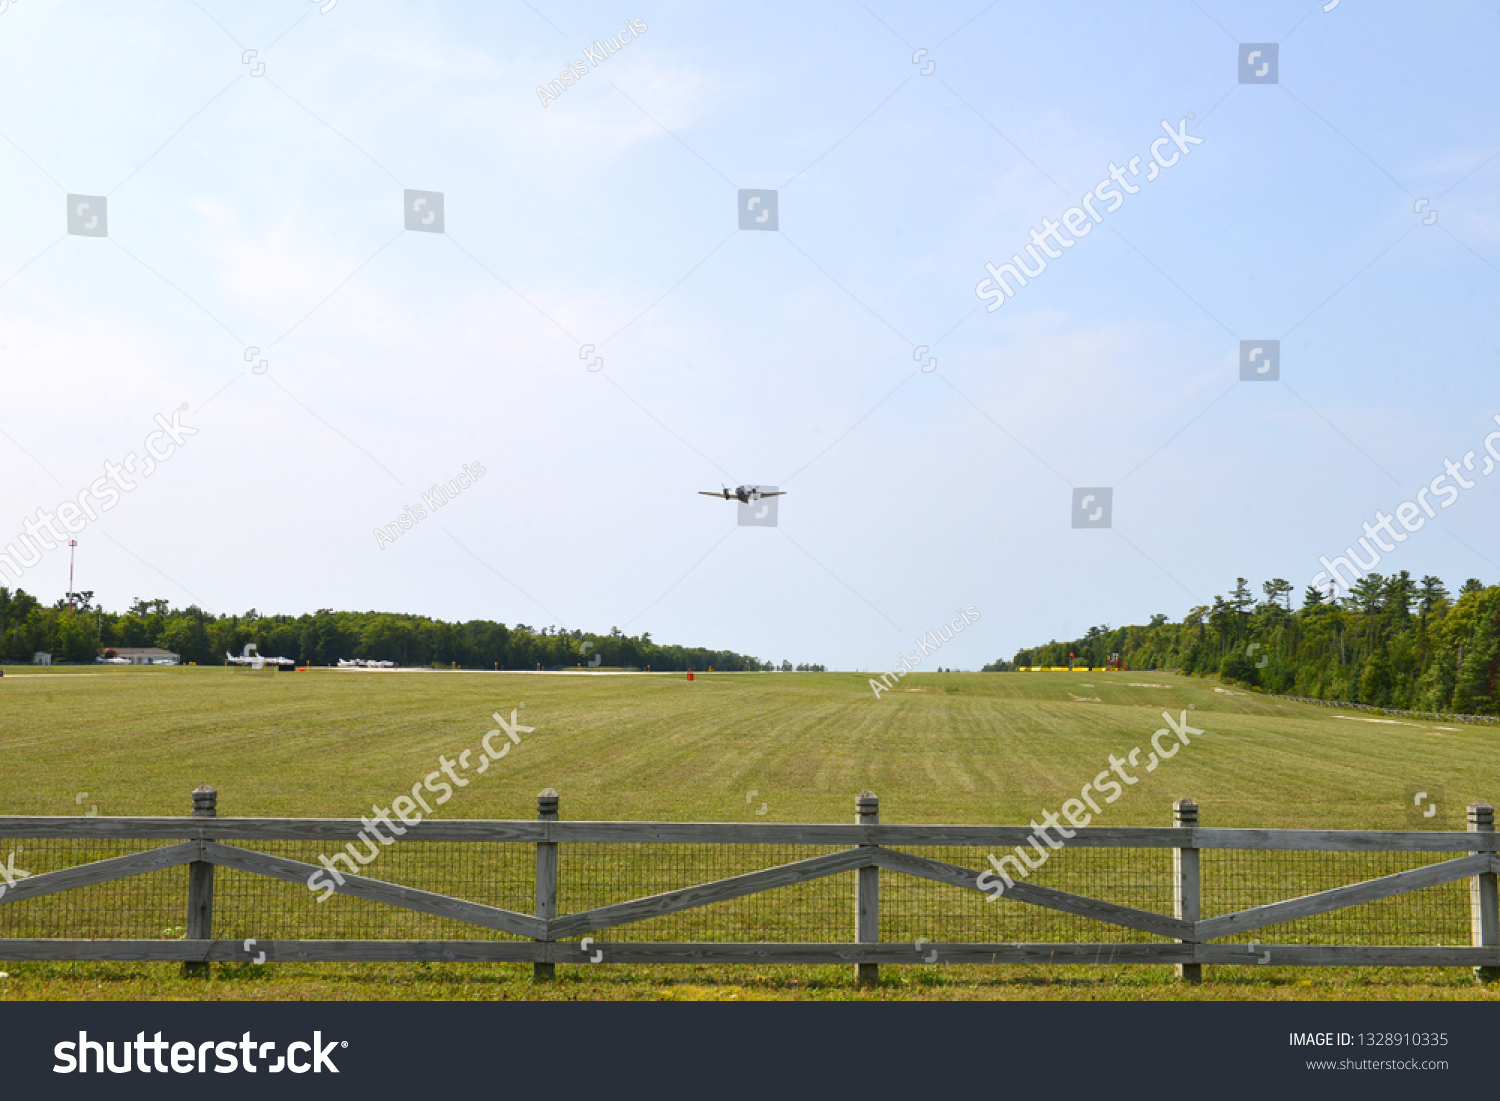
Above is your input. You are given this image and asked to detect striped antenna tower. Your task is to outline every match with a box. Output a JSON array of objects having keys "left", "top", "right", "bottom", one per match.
[{"left": 67, "top": 539, "right": 79, "bottom": 615}]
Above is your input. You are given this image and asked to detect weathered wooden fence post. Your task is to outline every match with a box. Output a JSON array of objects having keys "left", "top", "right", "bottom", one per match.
[
  {"left": 183, "top": 784, "right": 216, "bottom": 977},
  {"left": 535, "top": 788, "right": 559, "bottom": 980},
  {"left": 1469, "top": 801, "right": 1498, "bottom": 983},
  {"left": 1173, "top": 797, "right": 1201, "bottom": 983},
  {"left": 855, "top": 790, "right": 879, "bottom": 987}
]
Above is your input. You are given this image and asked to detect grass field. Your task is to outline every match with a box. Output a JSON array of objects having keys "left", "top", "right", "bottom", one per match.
[{"left": 1, "top": 665, "right": 1497, "bottom": 1001}]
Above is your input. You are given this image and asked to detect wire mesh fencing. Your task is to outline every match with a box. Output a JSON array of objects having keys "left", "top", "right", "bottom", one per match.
[
  {"left": 0, "top": 837, "right": 184, "bottom": 939},
  {"left": 0, "top": 832, "right": 1483, "bottom": 950},
  {"left": 213, "top": 840, "right": 537, "bottom": 943},
  {"left": 1200, "top": 849, "right": 1471, "bottom": 947}
]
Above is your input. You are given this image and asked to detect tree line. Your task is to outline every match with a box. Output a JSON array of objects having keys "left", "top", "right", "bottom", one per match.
[
  {"left": 985, "top": 572, "right": 1500, "bottom": 715},
  {"left": 0, "top": 589, "right": 823, "bottom": 673}
]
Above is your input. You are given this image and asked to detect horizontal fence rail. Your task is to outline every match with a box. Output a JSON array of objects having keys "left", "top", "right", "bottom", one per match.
[
  {"left": 1, "top": 786, "right": 1497, "bottom": 985},
  {"left": 4, "top": 819, "right": 1497, "bottom": 851}
]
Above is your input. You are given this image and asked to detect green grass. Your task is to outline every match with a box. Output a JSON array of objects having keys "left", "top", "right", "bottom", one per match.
[
  {"left": 1, "top": 665, "right": 1496, "bottom": 1001},
  {"left": 6, "top": 962, "right": 1499, "bottom": 1001}
]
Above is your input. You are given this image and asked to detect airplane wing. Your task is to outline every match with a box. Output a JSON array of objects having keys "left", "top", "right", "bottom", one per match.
[
  {"left": 753, "top": 491, "right": 786, "bottom": 498},
  {"left": 698, "top": 491, "right": 728, "bottom": 497}
]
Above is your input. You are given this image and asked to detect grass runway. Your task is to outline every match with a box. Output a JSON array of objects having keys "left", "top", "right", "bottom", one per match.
[{"left": 1, "top": 666, "right": 1496, "bottom": 1000}]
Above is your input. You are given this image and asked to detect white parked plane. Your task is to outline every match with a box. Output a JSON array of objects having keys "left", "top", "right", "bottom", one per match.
[
  {"left": 338, "top": 658, "right": 397, "bottom": 669},
  {"left": 227, "top": 643, "right": 295, "bottom": 669}
]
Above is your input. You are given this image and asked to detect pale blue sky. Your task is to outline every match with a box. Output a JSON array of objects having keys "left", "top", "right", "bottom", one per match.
[{"left": 1, "top": 0, "right": 1497, "bottom": 669}]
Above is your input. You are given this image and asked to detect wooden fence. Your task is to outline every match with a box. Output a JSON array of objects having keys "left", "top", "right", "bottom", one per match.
[{"left": 1, "top": 786, "right": 1497, "bottom": 984}]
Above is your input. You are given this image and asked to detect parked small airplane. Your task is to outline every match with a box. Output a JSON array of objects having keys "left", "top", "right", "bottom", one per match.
[
  {"left": 338, "top": 658, "right": 397, "bottom": 669},
  {"left": 698, "top": 485, "right": 787, "bottom": 504},
  {"left": 227, "top": 643, "right": 295, "bottom": 669}
]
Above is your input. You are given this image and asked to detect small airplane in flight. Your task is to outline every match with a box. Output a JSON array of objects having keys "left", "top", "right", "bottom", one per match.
[
  {"left": 698, "top": 485, "right": 786, "bottom": 504},
  {"left": 227, "top": 643, "right": 295, "bottom": 669}
]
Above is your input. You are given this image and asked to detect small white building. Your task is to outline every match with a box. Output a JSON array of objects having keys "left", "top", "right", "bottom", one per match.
[
  {"left": 105, "top": 647, "right": 181, "bottom": 666},
  {"left": 33, "top": 652, "right": 51, "bottom": 665}
]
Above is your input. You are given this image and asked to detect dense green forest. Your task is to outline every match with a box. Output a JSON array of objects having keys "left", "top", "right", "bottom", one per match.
[
  {"left": 987, "top": 572, "right": 1500, "bottom": 716},
  {"left": 0, "top": 589, "right": 825, "bottom": 673}
]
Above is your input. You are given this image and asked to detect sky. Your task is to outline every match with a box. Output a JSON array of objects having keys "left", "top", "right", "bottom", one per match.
[{"left": 1, "top": 0, "right": 1497, "bottom": 672}]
